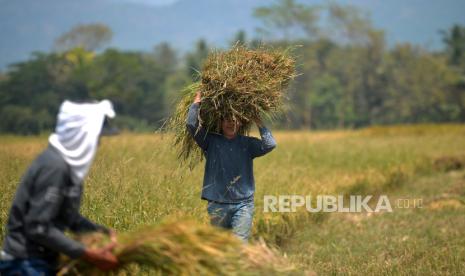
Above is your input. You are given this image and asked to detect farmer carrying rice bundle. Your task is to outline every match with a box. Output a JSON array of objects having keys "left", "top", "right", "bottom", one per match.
[
  {"left": 0, "top": 100, "right": 119, "bottom": 275},
  {"left": 171, "top": 46, "right": 296, "bottom": 241},
  {"left": 187, "top": 91, "right": 276, "bottom": 242}
]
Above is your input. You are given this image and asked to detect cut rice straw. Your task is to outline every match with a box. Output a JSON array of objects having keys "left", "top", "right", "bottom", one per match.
[
  {"left": 168, "top": 45, "right": 296, "bottom": 167},
  {"left": 57, "top": 220, "right": 298, "bottom": 275}
]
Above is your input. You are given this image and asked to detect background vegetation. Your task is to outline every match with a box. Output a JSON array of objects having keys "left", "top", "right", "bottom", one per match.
[{"left": 1, "top": 1, "right": 464, "bottom": 134}]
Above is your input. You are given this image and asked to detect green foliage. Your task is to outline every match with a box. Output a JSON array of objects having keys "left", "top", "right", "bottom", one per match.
[
  {"left": 441, "top": 24, "right": 465, "bottom": 67},
  {"left": 307, "top": 74, "right": 344, "bottom": 128},
  {"left": 185, "top": 39, "right": 210, "bottom": 81},
  {"left": 0, "top": 45, "right": 178, "bottom": 134},
  {"left": 0, "top": 105, "right": 52, "bottom": 135},
  {"left": 255, "top": 2, "right": 464, "bottom": 128},
  {"left": 86, "top": 49, "right": 168, "bottom": 127}
]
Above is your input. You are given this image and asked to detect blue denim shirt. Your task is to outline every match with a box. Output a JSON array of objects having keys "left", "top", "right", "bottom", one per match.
[{"left": 186, "top": 103, "right": 276, "bottom": 203}]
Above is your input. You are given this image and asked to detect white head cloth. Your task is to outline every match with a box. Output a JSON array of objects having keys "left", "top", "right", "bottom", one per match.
[{"left": 49, "top": 100, "right": 116, "bottom": 185}]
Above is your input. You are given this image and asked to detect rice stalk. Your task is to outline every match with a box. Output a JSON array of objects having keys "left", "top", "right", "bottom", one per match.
[{"left": 57, "top": 220, "right": 297, "bottom": 275}]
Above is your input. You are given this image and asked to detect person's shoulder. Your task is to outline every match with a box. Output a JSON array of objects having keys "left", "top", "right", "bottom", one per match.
[
  {"left": 25, "top": 147, "right": 70, "bottom": 187},
  {"left": 38, "top": 147, "right": 69, "bottom": 172}
]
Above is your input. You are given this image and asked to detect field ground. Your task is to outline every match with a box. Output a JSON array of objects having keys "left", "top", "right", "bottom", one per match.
[{"left": 1, "top": 124, "right": 464, "bottom": 275}]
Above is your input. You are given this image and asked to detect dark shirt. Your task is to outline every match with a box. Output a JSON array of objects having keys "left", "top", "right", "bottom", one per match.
[
  {"left": 2, "top": 146, "right": 107, "bottom": 266},
  {"left": 186, "top": 103, "right": 276, "bottom": 203}
]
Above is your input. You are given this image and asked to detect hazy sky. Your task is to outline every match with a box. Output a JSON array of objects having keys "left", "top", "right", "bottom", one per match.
[{"left": 110, "top": 0, "right": 179, "bottom": 5}]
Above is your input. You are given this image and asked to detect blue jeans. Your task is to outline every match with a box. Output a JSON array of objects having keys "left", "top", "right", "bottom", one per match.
[
  {"left": 207, "top": 199, "right": 254, "bottom": 242},
  {"left": 0, "top": 258, "right": 56, "bottom": 276}
]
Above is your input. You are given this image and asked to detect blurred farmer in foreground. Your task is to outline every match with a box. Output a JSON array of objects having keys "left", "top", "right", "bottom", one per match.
[
  {"left": 0, "top": 100, "right": 119, "bottom": 275},
  {"left": 186, "top": 91, "right": 276, "bottom": 242}
]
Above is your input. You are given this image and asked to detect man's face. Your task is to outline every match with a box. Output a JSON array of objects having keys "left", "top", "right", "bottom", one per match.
[{"left": 221, "top": 118, "right": 241, "bottom": 138}]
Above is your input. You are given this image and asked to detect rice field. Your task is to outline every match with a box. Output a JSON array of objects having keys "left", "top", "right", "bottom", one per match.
[{"left": 1, "top": 124, "right": 464, "bottom": 275}]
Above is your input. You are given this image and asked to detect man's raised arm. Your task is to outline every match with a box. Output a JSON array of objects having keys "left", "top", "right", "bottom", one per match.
[
  {"left": 248, "top": 119, "right": 277, "bottom": 158},
  {"left": 186, "top": 91, "right": 209, "bottom": 151}
]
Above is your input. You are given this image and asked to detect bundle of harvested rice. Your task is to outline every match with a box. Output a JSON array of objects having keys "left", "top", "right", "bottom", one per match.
[
  {"left": 57, "top": 220, "right": 296, "bottom": 275},
  {"left": 169, "top": 46, "right": 296, "bottom": 166}
]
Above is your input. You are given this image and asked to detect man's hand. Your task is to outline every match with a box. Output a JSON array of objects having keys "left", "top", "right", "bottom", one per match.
[
  {"left": 194, "top": 91, "right": 201, "bottom": 104},
  {"left": 101, "top": 229, "right": 118, "bottom": 252},
  {"left": 82, "top": 230, "right": 119, "bottom": 271},
  {"left": 82, "top": 247, "right": 118, "bottom": 271}
]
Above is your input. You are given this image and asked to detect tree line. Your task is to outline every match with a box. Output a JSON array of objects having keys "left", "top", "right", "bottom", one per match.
[{"left": 0, "top": 0, "right": 464, "bottom": 134}]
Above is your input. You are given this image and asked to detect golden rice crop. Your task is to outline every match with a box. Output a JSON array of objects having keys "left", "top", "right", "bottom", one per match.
[{"left": 57, "top": 220, "right": 296, "bottom": 275}]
